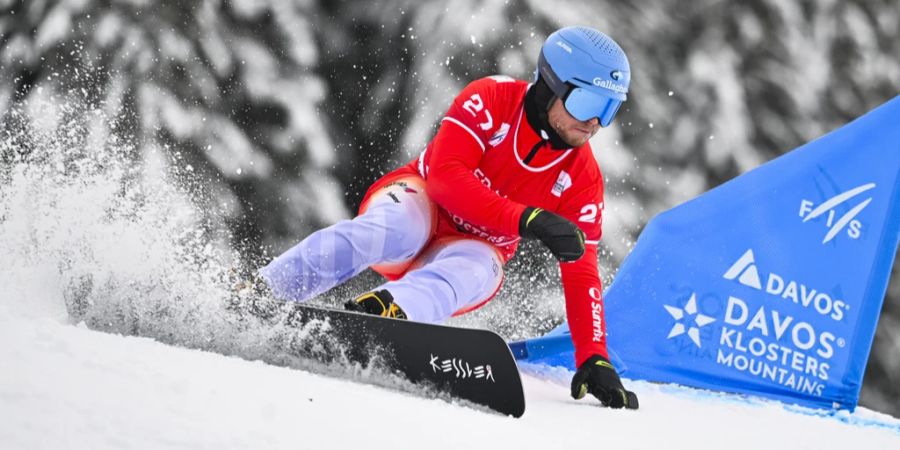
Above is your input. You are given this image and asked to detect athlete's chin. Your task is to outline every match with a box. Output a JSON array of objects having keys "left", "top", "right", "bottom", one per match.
[{"left": 562, "top": 132, "right": 592, "bottom": 147}]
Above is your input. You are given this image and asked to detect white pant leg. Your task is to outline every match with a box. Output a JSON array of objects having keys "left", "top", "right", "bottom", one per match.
[
  {"left": 383, "top": 239, "right": 504, "bottom": 323},
  {"left": 259, "top": 181, "right": 433, "bottom": 302}
]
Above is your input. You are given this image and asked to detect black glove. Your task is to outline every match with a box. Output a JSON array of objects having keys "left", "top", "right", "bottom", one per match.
[
  {"left": 518, "top": 207, "right": 585, "bottom": 262},
  {"left": 571, "top": 355, "right": 639, "bottom": 409}
]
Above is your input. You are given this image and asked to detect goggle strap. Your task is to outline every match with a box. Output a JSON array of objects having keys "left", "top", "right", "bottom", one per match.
[{"left": 537, "top": 51, "right": 570, "bottom": 99}]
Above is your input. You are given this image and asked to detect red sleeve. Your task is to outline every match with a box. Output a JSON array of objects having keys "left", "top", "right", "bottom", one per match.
[
  {"left": 560, "top": 246, "right": 607, "bottom": 367},
  {"left": 424, "top": 79, "right": 526, "bottom": 236},
  {"left": 555, "top": 166, "right": 606, "bottom": 367}
]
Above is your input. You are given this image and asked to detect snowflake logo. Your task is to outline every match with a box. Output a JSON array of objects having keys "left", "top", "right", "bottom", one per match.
[{"left": 663, "top": 293, "right": 716, "bottom": 348}]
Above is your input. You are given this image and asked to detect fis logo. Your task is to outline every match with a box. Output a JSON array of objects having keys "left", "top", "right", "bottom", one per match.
[
  {"left": 799, "top": 183, "right": 875, "bottom": 244},
  {"left": 663, "top": 293, "right": 716, "bottom": 348}
]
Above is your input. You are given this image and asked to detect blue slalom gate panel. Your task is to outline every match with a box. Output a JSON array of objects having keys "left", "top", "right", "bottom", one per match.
[{"left": 513, "top": 96, "right": 900, "bottom": 410}]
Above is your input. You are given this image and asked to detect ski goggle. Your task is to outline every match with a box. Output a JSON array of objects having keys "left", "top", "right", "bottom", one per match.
[{"left": 562, "top": 85, "right": 624, "bottom": 127}]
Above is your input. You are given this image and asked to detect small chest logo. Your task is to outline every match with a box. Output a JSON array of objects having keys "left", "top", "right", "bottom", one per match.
[
  {"left": 489, "top": 123, "right": 511, "bottom": 147},
  {"left": 551, "top": 170, "right": 573, "bottom": 197}
]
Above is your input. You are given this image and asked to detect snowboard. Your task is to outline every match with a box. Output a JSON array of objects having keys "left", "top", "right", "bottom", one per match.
[{"left": 282, "top": 304, "right": 526, "bottom": 417}]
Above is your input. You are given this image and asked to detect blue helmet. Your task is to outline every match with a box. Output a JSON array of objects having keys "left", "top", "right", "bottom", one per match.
[{"left": 536, "top": 26, "right": 631, "bottom": 127}]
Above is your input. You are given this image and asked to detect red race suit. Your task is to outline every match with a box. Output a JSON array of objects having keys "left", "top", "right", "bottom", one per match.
[{"left": 361, "top": 75, "right": 608, "bottom": 367}]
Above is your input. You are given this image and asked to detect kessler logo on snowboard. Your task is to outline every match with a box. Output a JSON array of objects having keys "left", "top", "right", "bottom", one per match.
[
  {"left": 429, "top": 354, "right": 495, "bottom": 382},
  {"left": 282, "top": 304, "right": 525, "bottom": 417}
]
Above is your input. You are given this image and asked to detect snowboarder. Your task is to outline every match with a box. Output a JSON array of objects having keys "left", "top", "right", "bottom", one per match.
[{"left": 253, "top": 26, "right": 638, "bottom": 409}]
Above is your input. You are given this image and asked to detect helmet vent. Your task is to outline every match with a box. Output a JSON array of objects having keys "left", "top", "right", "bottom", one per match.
[{"left": 573, "top": 26, "right": 623, "bottom": 57}]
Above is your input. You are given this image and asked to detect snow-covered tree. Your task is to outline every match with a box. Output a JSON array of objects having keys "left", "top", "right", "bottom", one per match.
[{"left": 0, "top": 0, "right": 346, "bottom": 265}]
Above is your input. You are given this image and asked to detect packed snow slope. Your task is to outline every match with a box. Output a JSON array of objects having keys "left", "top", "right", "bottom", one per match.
[{"left": 2, "top": 301, "right": 899, "bottom": 450}]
